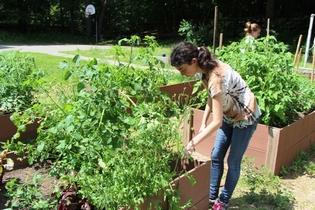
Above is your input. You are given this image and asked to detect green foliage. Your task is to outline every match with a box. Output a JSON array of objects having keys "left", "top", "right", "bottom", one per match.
[
  {"left": 280, "top": 145, "right": 315, "bottom": 177},
  {"left": 115, "top": 35, "right": 167, "bottom": 72},
  {"left": 7, "top": 56, "right": 187, "bottom": 209},
  {"left": 74, "top": 110, "right": 182, "bottom": 208},
  {"left": 0, "top": 52, "right": 43, "bottom": 114},
  {"left": 113, "top": 35, "right": 190, "bottom": 85},
  {"left": 217, "top": 36, "right": 315, "bottom": 127},
  {"left": 136, "top": 36, "right": 166, "bottom": 71},
  {"left": 178, "top": 19, "right": 212, "bottom": 46},
  {"left": 241, "top": 158, "right": 295, "bottom": 209},
  {"left": 5, "top": 175, "right": 57, "bottom": 209}
]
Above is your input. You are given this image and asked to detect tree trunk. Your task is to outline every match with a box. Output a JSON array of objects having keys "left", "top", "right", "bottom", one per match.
[
  {"left": 18, "top": 0, "right": 29, "bottom": 32},
  {"left": 60, "top": 0, "right": 65, "bottom": 29},
  {"left": 266, "top": 0, "right": 275, "bottom": 18},
  {"left": 98, "top": 0, "right": 108, "bottom": 40}
]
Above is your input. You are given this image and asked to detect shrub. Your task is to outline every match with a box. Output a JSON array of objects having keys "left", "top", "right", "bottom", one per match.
[{"left": 0, "top": 52, "right": 42, "bottom": 114}]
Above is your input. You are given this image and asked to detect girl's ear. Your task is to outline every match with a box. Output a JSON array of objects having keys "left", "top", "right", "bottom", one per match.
[{"left": 191, "top": 58, "right": 197, "bottom": 64}]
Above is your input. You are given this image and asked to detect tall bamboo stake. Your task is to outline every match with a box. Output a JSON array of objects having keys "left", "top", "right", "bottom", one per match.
[
  {"left": 212, "top": 6, "right": 218, "bottom": 53},
  {"left": 267, "top": 18, "right": 270, "bottom": 36},
  {"left": 312, "top": 47, "right": 315, "bottom": 81},
  {"left": 219, "top": 33, "right": 223, "bottom": 49},
  {"left": 293, "top": 35, "right": 303, "bottom": 66},
  {"left": 296, "top": 48, "right": 303, "bottom": 71}
]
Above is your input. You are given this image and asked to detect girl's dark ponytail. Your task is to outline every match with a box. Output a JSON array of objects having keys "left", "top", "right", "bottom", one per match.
[
  {"left": 170, "top": 41, "right": 218, "bottom": 72},
  {"left": 197, "top": 47, "right": 218, "bottom": 71}
]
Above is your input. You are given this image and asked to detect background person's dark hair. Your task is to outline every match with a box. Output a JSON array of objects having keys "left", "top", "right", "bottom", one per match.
[
  {"left": 244, "top": 21, "right": 261, "bottom": 35},
  {"left": 170, "top": 41, "right": 218, "bottom": 72}
]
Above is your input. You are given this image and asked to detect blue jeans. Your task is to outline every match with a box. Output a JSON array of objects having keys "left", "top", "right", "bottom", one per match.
[{"left": 209, "top": 120, "right": 258, "bottom": 204}]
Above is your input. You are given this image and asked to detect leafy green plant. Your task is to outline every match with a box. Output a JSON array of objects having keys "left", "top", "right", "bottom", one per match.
[
  {"left": 5, "top": 174, "right": 57, "bottom": 209},
  {"left": 217, "top": 36, "right": 315, "bottom": 127},
  {"left": 178, "top": 19, "right": 212, "bottom": 45},
  {"left": 118, "top": 35, "right": 141, "bottom": 66},
  {"left": 0, "top": 52, "right": 43, "bottom": 114},
  {"left": 6, "top": 54, "right": 190, "bottom": 209},
  {"left": 241, "top": 158, "right": 295, "bottom": 209},
  {"left": 114, "top": 35, "right": 169, "bottom": 74},
  {"left": 280, "top": 145, "right": 315, "bottom": 177},
  {"left": 136, "top": 35, "right": 166, "bottom": 71}
]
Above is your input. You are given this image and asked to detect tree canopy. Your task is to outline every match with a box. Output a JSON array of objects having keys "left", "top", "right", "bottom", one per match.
[{"left": 0, "top": 0, "right": 313, "bottom": 43}]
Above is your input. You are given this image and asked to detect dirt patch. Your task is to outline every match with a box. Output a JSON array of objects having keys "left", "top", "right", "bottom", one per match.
[
  {"left": 0, "top": 165, "right": 57, "bottom": 209},
  {"left": 281, "top": 174, "right": 315, "bottom": 209}
]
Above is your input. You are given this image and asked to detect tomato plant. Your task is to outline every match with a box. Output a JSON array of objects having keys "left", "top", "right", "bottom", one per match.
[
  {"left": 6, "top": 54, "right": 187, "bottom": 209},
  {"left": 217, "top": 36, "right": 315, "bottom": 127}
]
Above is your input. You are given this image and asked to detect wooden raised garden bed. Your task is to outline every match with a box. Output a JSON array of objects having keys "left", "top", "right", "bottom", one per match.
[
  {"left": 122, "top": 158, "right": 210, "bottom": 210},
  {"left": 0, "top": 114, "right": 38, "bottom": 169},
  {"left": 0, "top": 114, "right": 38, "bottom": 142},
  {"left": 161, "top": 82, "right": 315, "bottom": 175},
  {"left": 159, "top": 81, "right": 197, "bottom": 104},
  {"left": 171, "top": 158, "right": 210, "bottom": 210}
]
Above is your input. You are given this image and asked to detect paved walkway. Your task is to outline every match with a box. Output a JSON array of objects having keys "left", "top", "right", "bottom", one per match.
[{"left": 0, "top": 44, "right": 110, "bottom": 57}]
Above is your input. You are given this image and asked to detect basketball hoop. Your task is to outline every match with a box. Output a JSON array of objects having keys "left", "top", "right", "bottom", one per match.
[{"left": 85, "top": 4, "right": 96, "bottom": 18}]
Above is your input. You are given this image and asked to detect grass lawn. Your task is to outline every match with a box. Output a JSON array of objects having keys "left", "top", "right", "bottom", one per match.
[
  {"left": 24, "top": 52, "right": 73, "bottom": 84},
  {"left": 61, "top": 45, "right": 173, "bottom": 68},
  {"left": 0, "top": 51, "right": 72, "bottom": 84},
  {"left": 1, "top": 50, "right": 190, "bottom": 88}
]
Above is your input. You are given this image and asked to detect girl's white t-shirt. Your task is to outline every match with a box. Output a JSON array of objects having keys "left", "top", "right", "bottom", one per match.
[{"left": 207, "top": 66, "right": 261, "bottom": 128}]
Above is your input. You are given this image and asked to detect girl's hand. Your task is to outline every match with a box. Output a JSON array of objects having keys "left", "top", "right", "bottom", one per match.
[
  {"left": 199, "top": 123, "right": 206, "bottom": 133},
  {"left": 185, "top": 141, "right": 195, "bottom": 154},
  {"left": 233, "top": 113, "right": 250, "bottom": 122}
]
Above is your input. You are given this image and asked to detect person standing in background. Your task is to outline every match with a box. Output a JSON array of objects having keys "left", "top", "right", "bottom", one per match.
[{"left": 244, "top": 21, "right": 261, "bottom": 44}]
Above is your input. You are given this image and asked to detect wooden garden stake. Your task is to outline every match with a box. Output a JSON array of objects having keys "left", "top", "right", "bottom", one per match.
[
  {"left": 219, "top": 33, "right": 223, "bottom": 49},
  {"left": 267, "top": 18, "right": 270, "bottom": 36},
  {"left": 312, "top": 47, "right": 315, "bottom": 81},
  {"left": 294, "top": 34, "right": 303, "bottom": 66},
  {"left": 296, "top": 48, "right": 303, "bottom": 71},
  {"left": 212, "top": 6, "right": 218, "bottom": 53}
]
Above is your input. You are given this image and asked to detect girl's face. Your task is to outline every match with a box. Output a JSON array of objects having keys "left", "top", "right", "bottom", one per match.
[
  {"left": 176, "top": 58, "right": 199, "bottom": 77},
  {"left": 252, "top": 29, "right": 261, "bottom": 38}
]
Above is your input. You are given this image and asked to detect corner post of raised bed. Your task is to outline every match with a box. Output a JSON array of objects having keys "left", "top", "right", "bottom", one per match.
[
  {"left": 265, "top": 127, "right": 280, "bottom": 174},
  {"left": 182, "top": 109, "right": 194, "bottom": 146}
]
